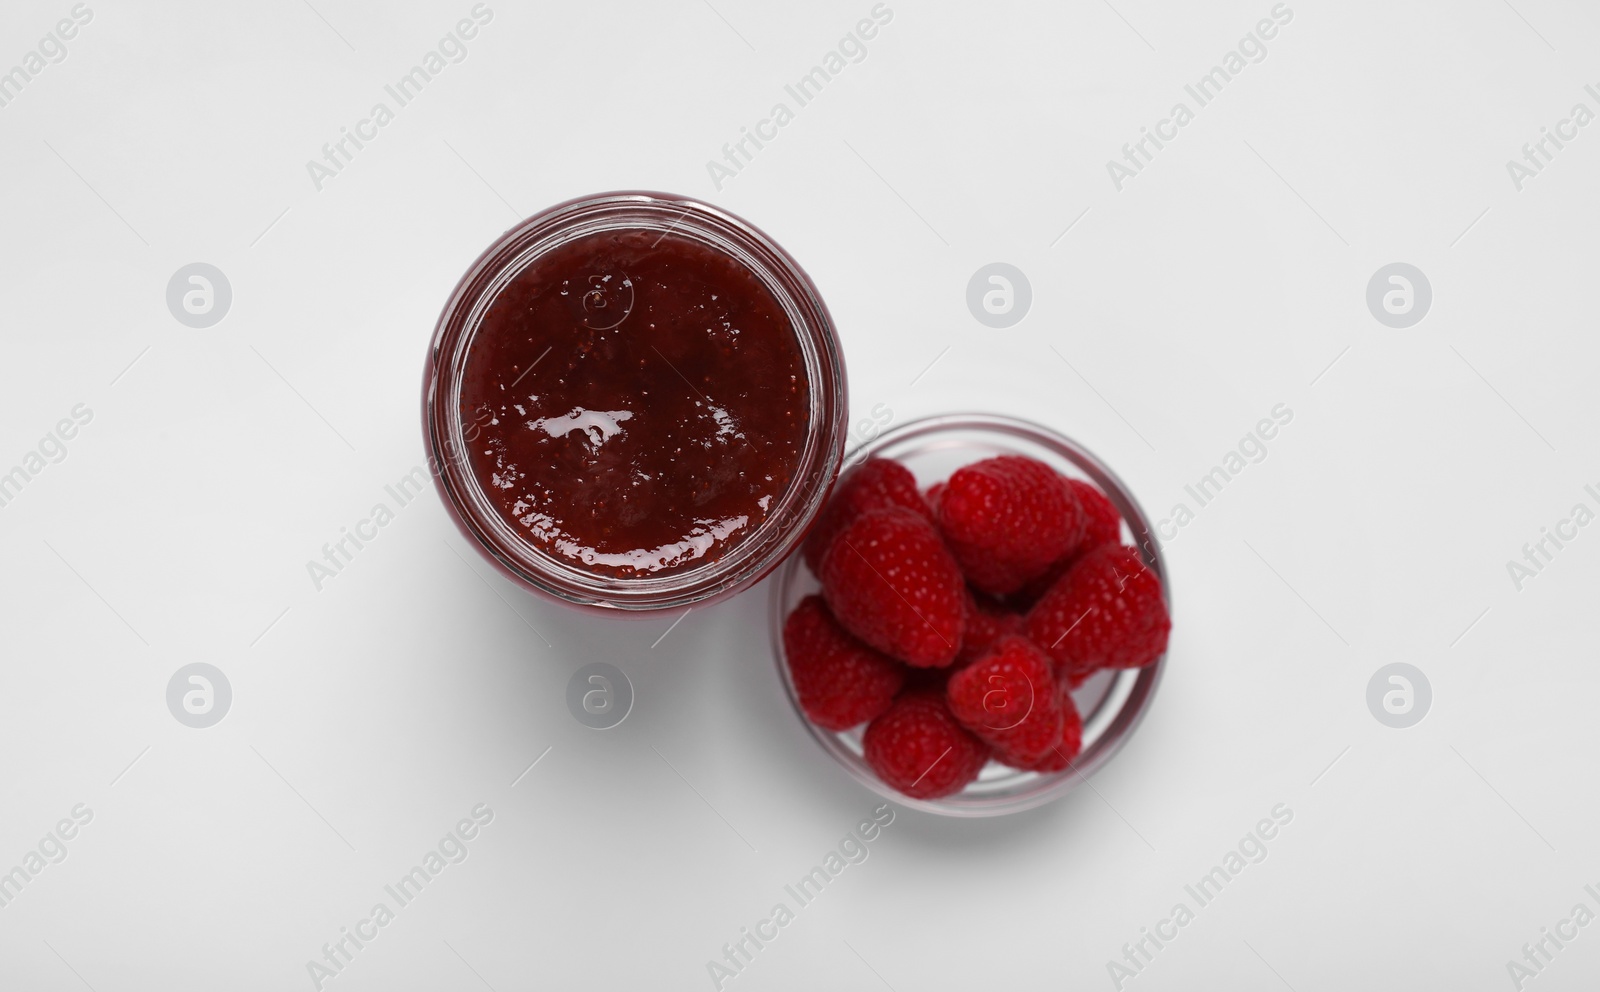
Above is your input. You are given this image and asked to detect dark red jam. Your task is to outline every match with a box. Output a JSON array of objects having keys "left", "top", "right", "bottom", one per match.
[{"left": 459, "top": 228, "right": 809, "bottom": 578}]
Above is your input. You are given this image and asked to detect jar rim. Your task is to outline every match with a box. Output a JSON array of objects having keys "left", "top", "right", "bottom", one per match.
[{"left": 423, "top": 192, "right": 848, "bottom": 613}]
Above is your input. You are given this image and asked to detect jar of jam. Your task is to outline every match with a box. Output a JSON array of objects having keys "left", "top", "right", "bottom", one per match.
[{"left": 423, "top": 192, "right": 848, "bottom": 613}]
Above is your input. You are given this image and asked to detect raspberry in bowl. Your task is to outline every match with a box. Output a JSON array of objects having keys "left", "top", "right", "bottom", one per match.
[
  {"left": 424, "top": 192, "right": 848, "bottom": 612},
  {"left": 770, "top": 414, "right": 1170, "bottom": 817}
]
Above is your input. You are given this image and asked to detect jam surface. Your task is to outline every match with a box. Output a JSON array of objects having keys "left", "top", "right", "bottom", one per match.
[{"left": 460, "top": 228, "right": 808, "bottom": 577}]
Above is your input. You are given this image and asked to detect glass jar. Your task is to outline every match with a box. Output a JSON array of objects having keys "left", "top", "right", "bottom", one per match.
[{"left": 423, "top": 192, "right": 848, "bottom": 613}]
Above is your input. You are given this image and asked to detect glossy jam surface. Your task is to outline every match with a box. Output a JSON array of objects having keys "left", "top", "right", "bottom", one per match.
[{"left": 459, "top": 228, "right": 808, "bottom": 578}]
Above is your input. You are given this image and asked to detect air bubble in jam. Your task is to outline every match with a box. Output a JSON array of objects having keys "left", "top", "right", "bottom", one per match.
[{"left": 460, "top": 228, "right": 808, "bottom": 578}]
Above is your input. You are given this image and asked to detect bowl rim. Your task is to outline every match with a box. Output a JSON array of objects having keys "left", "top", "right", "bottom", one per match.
[{"left": 768, "top": 411, "right": 1169, "bottom": 818}]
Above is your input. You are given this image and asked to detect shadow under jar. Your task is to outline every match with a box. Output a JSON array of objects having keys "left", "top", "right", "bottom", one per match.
[{"left": 424, "top": 192, "right": 848, "bottom": 614}]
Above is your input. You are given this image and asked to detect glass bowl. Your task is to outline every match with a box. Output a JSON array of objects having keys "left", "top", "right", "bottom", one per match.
[{"left": 768, "top": 413, "right": 1169, "bottom": 817}]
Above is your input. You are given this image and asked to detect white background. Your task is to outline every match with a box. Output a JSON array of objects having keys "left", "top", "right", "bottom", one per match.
[{"left": 1, "top": 0, "right": 1597, "bottom": 989}]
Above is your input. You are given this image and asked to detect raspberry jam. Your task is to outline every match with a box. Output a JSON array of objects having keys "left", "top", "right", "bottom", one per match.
[
  {"left": 459, "top": 229, "right": 807, "bottom": 578},
  {"left": 424, "top": 193, "right": 847, "bottom": 613}
]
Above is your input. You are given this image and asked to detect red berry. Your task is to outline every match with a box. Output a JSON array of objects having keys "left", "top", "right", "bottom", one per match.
[
  {"left": 924, "top": 482, "right": 946, "bottom": 515},
  {"left": 1005, "top": 479, "right": 1125, "bottom": 610},
  {"left": 819, "top": 507, "right": 965, "bottom": 668},
  {"left": 1016, "top": 690, "right": 1084, "bottom": 772},
  {"left": 957, "top": 593, "right": 1025, "bottom": 666},
  {"left": 899, "top": 596, "right": 1004, "bottom": 696},
  {"left": 946, "top": 636, "right": 1064, "bottom": 766},
  {"left": 783, "top": 595, "right": 906, "bottom": 730},
  {"left": 1067, "top": 478, "right": 1122, "bottom": 554},
  {"left": 1025, "top": 544, "right": 1169, "bottom": 680},
  {"left": 863, "top": 690, "right": 990, "bottom": 799},
  {"left": 936, "top": 455, "right": 1085, "bottom": 596},
  {"left": 802, "top": 458, "right": 930, "bottom": 573}
]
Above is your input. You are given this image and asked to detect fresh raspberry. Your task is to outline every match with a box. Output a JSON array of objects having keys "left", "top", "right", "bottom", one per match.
[
  {"left": 957, "top": 592, "right": 1025, "bottom": 666},
  {"left": 802, "top": 458, "right": 931, "bottom": 572},
  {"left": 935, "top": 455, "right": 1085, "bottom": 596},
  {"left": 783, "top": 595, "right": 906, "bottom": 730},
  {"left": 1016, "top": 690, "right": 1084, "bottom": 772},
  {"left": 923, "top": 482, "right": 946, "bottom": 515},
  {"left": 1025, "top": 544, "right": 1169, "bottom": 680},
  {"left": 901, "top": 594, "right": 1003, "bottom": 693},
  {"left": 1067, "top": 478, "right": 1122, "bottom": 554},
  {"left": 819, "top": 507, "right": 965, "bottom": 668},
  {"left": 862, "top": 690, "right": 990, "bottom": 799},
  {"left": 946, "top": 636, "right": 1064, "bottom": 766},
  {"left": 1003, "top": 480, "right": 1123, "bottom": 610}
]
